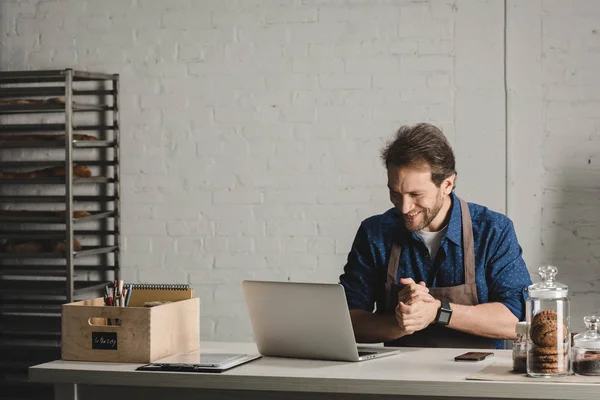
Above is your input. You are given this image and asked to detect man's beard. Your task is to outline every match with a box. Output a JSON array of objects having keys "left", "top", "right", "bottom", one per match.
[{"left": 402, "top": 193, "right": 445, "bottom": 232}]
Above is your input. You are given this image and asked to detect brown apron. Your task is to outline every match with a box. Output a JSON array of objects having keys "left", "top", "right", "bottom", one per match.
[{"left": 384, "top": 198, "right": 495, "bottom": 348}]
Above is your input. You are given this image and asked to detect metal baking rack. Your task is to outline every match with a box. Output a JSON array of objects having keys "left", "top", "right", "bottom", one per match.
[{"left": 0, "top": 69, "right": 121, "bottom": 399}]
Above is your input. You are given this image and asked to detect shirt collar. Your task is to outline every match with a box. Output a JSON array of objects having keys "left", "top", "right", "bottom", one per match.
[{"left": 444, "top": 192, "right": 462, "bottom": 246}]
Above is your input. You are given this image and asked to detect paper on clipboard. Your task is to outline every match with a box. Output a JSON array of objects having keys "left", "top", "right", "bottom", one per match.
[{"left": 136, "top": 351, "right": 261, "bottom": 373}]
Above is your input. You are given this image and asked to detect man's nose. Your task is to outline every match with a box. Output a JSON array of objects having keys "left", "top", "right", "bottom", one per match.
[{"left": 401, "top": 197, "right": 414, "bottom": 214}]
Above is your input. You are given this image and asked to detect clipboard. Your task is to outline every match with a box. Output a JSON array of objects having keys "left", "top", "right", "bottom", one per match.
[{"left": 136, "top": 352, "right": 261, "bottom": 373}]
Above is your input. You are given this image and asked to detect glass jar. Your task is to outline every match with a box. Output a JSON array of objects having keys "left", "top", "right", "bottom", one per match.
[
  {"left": 572, "top": 315, "right": 600, "bottom": 376},
  {"left": 526, "top": 265, "right": 570, "bottom": 377},
  {"left": 512, "top": 321, "right": 527, "bottom": 373}
]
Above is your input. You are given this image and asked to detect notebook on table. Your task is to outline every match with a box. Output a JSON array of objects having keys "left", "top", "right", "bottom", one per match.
[{"left": 242, "top": 280, "right": 401, "bottom": 362}]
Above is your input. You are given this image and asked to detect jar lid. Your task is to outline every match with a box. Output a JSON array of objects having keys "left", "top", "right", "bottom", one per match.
[
  {"left": 515, "top": 321, "right": 528, "bottom": 336},
  {"left": 527, "top": 265, "right": 568, "bottom": 299},
  {"left": 573, "top": 315, "right": 600, "bottom": 349}
]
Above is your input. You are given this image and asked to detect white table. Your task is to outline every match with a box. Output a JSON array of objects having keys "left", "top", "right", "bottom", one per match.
[{"left": 29, "top": 342, "right": 599, "bottom": 400}]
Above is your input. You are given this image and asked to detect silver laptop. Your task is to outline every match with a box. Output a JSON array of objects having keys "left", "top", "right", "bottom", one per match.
[{"left": 242, "top": 280, "right": 400, "bottom": 362}]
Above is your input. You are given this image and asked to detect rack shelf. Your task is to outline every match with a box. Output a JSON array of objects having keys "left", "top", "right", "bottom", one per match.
[
  {"left": 0, "top": 103, "right": 113, "bottom": 114},
  {"left": 0, "top": 123, "right": 116, "bottom": 132},
  {"left": 0, "top": 245, "right": 118, "bottom": 259},
  {"left": 0, "top": 210, "right": 115, "bottom": 223}
]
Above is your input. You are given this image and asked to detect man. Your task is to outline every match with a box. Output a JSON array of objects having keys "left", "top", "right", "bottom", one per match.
[{"left": 339, "top": 123, "right": 532, "bottom": 349}]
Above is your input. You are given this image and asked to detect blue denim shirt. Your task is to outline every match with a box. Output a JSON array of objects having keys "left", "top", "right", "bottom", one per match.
[{"left": 339, "top": 192, "right": 532, "bottom": 349}]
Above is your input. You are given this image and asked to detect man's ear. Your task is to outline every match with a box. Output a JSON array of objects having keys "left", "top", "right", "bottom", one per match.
[{"left": 443, "top": 174, "right": 456, "bottom": 195}]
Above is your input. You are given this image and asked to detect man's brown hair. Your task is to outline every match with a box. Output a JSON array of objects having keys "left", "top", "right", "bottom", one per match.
[{"left": 381, "top": 123, "right": 456, "bottom": 187}]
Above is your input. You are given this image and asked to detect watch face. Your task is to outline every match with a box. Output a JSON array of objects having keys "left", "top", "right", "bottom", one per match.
[{"left": 438, "top": 310, "right": 451, "bottom": 325}]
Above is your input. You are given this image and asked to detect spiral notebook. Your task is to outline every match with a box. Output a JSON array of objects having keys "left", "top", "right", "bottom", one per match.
[{"left": 125, "top": 283, "right": 193, "bottom": 307}]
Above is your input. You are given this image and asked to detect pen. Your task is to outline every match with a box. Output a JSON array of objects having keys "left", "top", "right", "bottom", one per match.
[{"left": 125, "top": 285, "right": 133, "bottom": 307}]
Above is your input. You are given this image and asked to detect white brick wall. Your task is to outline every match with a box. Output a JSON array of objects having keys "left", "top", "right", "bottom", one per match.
[
  {"left": 3, "top": 0, "right": 596, "bottom": 340},
  {"left": 538, "top": 0, "right": 600, "bottom": 332}
]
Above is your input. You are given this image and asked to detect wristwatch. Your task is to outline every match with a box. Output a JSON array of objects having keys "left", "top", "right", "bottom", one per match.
[{"left": 435, "top": 300, "right": 452, "bottom": 326}]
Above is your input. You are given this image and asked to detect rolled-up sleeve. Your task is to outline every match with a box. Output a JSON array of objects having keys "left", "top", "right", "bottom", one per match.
[
  {"left": 485, "top": 219, "right": 532, "bottom": 321},
  {"left": 339, "top": 224, "right": 378, "bottom": 312}
]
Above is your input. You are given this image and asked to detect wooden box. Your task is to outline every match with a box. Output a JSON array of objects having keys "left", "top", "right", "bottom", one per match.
[{"left": 61, "top": 297, "right": 199, "bottom": 363}]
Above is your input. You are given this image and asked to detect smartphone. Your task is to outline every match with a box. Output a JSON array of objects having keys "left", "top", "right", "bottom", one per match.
[{"left": 454, "top": 351, "right": 494, "bottom": 362}]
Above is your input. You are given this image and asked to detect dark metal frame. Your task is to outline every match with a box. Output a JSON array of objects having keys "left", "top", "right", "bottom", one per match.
[{"left": 0, "top": 69, "right": 121, "bottom": 391}]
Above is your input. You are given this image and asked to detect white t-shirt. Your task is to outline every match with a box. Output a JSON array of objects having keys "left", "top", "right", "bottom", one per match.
[{"left": 415, "top": 226, "right": 448, "bottom": 262}]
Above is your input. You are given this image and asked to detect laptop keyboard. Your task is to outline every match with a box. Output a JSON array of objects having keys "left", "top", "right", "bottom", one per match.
[{"left": 358, "top": 351, "right": 377, "bottom": 357}]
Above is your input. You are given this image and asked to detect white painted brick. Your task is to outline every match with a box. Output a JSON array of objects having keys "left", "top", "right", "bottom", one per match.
[
  {"left": 318, "top": 221, "right": 361, "bottom": 237},
  {"left": 401, "top": 56, "right": 454, "bottom": 72},
  {"left": 238, "top": 25, "right": 289, "bottom": 43},
  {"left": 121, "top": 218, "right": 166, "bottom": 236},
  {"left": 373, "top": 72, "right": 427, "bottom": 89},
  {"left": 427, "top": 72, "right": 453, "bottom": 87},
  {"left": 229, "top": 237, "right": 255, "bottom": 253},
  {"left": 255, "top": 237, "right": 282, "bottom": 254},
  {"left": 281, "top": 42, "right": 310, "bottom": 58},
  {"left": 88, "top": 0, "right": 135, "bottom": 15},
  {"left": 292, "top": 91, "right": 343, "bottom": 106},
  {"left": 215, "top": 255, "right": 267, "bottom": 269},
  {"left": 318, "top": 254, "right": 348, "bottom": 269},
  {"left": 316, "top": 106, "right": 370, "bottom": 123},
  {"left": 417, "top": 39, "right": 455, "bottom": 55},
  {"left": 342, "top": 90, "right": 402, "bottom": 106},
  {"left": 124, "top": 237, "right": 152, "bottom": 253},
  {"left": 266, "top": 254, "right": 318, "bottom": 270},
  {"left": 318, "top": 6, "right": 400, "bottom": 23},
  {"left": 318, "top": 74, "right": 371, "bottom": 90},
  {"left": 307, "top": 237, "right": 335, "bottom": 254},
  {"left": 400, "top": 88, "right": 454, "bottom": 104},
  {"left": 266, "top": 74, "right": 319, "bottom": 90},
  {"left": 267, "top": 221, "right": 317, "bottom": 236},
  {"left": 161, "top": 10, "right": 211, "bottom": 29},
  {"left": 282, "top": 237, "right": 308, "bottom": 253},
  {"left": 345, "top": 57, "right": 401, "bottom": 73},
  {"left": 213, "top": 189, "right": 263, "bottom": 205},
  {"left": 165, "top": 253, "right": 213, "bottom": 271},
  {"left": 288, "top": 23, "right": 346, "bottom": 42},
  {"left": 398, "top": 18, "right": 453, "bottom": 39},
  {"left": 138, "top": 269, "right": 189, "bottom": 284},
  {"left": 125, "top": 252, "right": 165, "bottom": 270},
  {"left": 215, "top": 221, "right": 265, "bottom": 237},
  {"left": 214, "top": 284, "right": 245, "bottom": 302},
  {"left": 293, "top": 57, "right": 344, "bottom": 73},
  {"left": 166, "top": 221, "right": 214, "bottom": 236},
  {"left": 213, "top": 107, "right": 261, "bottom": 123},
  {"left": 214, "top": 317, "right": 254, "bottom": 341},
  {"left": 264, "top": 189, "right": 318, "bottom": 204},
  {"left": 317, "top": 189, "right": 373, "bottom": 205},
  {"left": 151, "top": 237, "right": 178, "bottom": 255},
  {"left": 211, "top": 10, "right": 264, "bottom": 26},
  {"left": 360, "top": 40, "right": 417, "bottom": 56},
  {"left": 265, "top": 8, "right": 318, "bottom": 24},
  {"left": 203, "top": 237, "right": 229, "bottom": 254}
]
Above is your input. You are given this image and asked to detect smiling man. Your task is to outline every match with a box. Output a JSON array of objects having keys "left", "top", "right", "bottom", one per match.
[{"left": 339, "top": 123, "right": 532, "bottom": 349}]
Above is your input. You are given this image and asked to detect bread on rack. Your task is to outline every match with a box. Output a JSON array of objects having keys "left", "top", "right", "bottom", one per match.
[
  {"left": 0, "top": 210, "right": 91, "bottom": 219},
  {"left": 51, "top": 134, "right": 98, "bottom": 141},
  {"left": 2, "top": 238, "right": 82, "bottom": 253},
  {"left": 0, "top": 165, "right": 92, "bottom": 179},
  {"left": 0, "top": 134, "right": 98, "bottom": 141},
  {"left": 52, "top": 239, "right": 82, "bottom": 252}
]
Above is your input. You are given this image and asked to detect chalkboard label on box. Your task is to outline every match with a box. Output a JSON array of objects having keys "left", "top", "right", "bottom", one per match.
[{"left": 92, "top": 332, "right": 118, "bottom": 350}]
